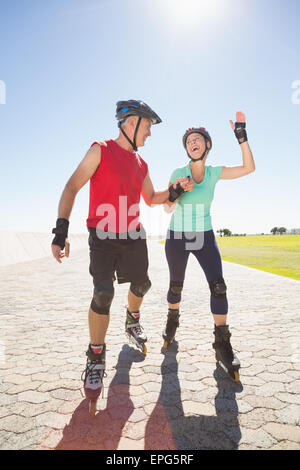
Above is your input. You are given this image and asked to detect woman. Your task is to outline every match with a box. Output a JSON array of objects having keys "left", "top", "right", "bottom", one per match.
[{"left": 163, "top": 112, "right": 255, "bottom": 382}]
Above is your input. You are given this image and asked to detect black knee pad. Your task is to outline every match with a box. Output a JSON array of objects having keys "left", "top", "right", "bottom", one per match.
[
  {"left": 209, "top": 278, "right": 227, "bottom": 299},
  {"left": 130, "top": 279, "right": 152, "bottom": 298},
  {"left": 91, "top": 279, "right": 114, "bottom": 315},
  {"left": 167, "top": 280, "right": 183, "bottom": 304}
]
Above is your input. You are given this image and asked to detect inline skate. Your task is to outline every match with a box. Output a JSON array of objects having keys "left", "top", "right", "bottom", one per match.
[
  {"left": 81, "top": 343, "right": 106, "bottom": 418},
  {"left": 162, "top": 308, "right": 180, "bottom": 350},
  {"left": 125, "top": 309, "right": 147, "bottom": 354},
  {"left": 213, "top": 325, "right": 240, "bottom": 382}
]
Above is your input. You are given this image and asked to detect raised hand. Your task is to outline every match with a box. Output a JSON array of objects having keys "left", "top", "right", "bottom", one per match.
[{"left": 229, "top": 111, "right": 246, "bottom": 130}]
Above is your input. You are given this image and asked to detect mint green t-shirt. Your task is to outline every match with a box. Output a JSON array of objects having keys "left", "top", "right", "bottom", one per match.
[{"left": 169, "top": 163, "right": 223, "bottom": 232}]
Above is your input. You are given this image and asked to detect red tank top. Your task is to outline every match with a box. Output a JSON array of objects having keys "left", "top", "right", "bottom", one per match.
[{"left": 86, "top": 139, "right": 148, "bottom": 233}]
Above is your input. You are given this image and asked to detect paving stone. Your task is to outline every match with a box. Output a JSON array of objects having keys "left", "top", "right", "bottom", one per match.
[
  {"left": 6, "top": 381, "right": 43, "bottom": 395},
  {"left": 275, "top": 392, "right": 300, "bottom": 405},
  {"left": 182, "top": 401, "right": 215, "bottom": 416},
  {"left": 35, "top": 412, "right": 72, "bottom": 429},
  {"left": 243, "top": 395, "right": 286, "bottom": 410},
  {"left": 269, "top": 441, "right": 300, "bottom": 450},
  {"left": 18, "top": 391, "right": 50, "bottom": 404},
  {"left": 0, "top": 415, "right": 37, "bottom": 433},
  {"left": 239, "top": 427, "right": 276, "bottom": 448},
  {"left": 263, "top": 423, "right": 300, "bottom": 443},
  {"left": 3, "top": 374, "right": 31, "bottom": 385},
  {"left": 275, "top": 404, "right": 300, "bottom": 426},
  {"left": 238, "top": 408, "right": 276, "bottom": 429}
]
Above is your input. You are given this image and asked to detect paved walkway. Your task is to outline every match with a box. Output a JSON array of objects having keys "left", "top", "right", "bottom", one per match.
[{"left": 0, "top": 240, "right": 300, "bottom": 450}]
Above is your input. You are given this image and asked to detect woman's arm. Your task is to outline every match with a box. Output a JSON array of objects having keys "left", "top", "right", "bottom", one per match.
[{"left": 220, "top": 111, "right": 255, "bottom": 180}]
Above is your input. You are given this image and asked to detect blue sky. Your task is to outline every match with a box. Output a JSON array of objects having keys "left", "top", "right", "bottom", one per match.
[{"left": 0, "top": 0, "right": 299, "bottom": 235}]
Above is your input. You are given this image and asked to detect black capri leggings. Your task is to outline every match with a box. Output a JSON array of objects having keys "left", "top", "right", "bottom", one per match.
[{"left": 165, "top": 230, "right": 228, "bottom": 315}]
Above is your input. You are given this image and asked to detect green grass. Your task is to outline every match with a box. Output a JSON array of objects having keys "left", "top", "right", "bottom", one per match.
[
  {"left": 159, "top": 235, "right": 300, "bottom": 281},
  {"left": 216, "top": 235, "right": 300, "bottom": 280}
]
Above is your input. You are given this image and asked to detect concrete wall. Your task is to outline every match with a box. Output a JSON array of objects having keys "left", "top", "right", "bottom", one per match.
[{"left": 0, "top": 232, "right": 88, "bottom": 267}]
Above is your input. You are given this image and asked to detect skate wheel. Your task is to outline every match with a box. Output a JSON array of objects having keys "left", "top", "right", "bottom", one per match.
[
  {"left": 89, "top": 400, "right": 97, "bottom": 419},
  {"left": 163, "top": 340, "right": 169, "bottom": 350},
  {"left": 233, "top": 371, "right": 240, "bottom": 383},
  {"left": 141, "top": 344, "right": 147, "bottom": 355}
]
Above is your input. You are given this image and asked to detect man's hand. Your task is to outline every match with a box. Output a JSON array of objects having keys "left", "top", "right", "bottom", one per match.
[
  {"left": 51, "top": 240, "right": 70, "bottom": 264},
  {"left": 51, "top": 218, "right": 70, "bottom": 264}
]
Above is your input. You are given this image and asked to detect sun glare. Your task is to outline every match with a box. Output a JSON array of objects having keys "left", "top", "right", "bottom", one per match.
[{"left": 165, "top": 0, "right": 223, "bottom": 28}]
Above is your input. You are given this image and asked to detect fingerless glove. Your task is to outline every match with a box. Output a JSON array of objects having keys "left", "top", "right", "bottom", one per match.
[
  {"left": 168, "top": 183, "right": 185, "bottom": 202},
  {"left": 234, "top": 122, "right": 248, "bottom": 144},
  {"left": 52, "top": 218, "right": 69, "bottom": 250}
]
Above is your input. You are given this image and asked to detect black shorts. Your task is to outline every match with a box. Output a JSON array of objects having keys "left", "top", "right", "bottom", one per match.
[{"left": 88, "top": 227, "right": 150, "bottom": 287}]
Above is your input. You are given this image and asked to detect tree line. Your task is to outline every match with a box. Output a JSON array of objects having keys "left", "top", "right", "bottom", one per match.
[{"left": 217, "top": 227, "right": 288, "bottom": 237}]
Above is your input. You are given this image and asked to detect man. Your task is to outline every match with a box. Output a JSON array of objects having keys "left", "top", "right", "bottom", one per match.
[{"left": 51, "top": 100, "right": 191, "bottom": 417}]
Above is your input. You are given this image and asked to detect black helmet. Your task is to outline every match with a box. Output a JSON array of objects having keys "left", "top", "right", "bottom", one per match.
[
  {"left": 116, "top": 100, "right": 162, "bottom": 152},
  {"left": 182, "top": 127, "right": 212, "bottom": 162},
  {"left": 116, "top": 100, "right": 162, "bottom": 125}
]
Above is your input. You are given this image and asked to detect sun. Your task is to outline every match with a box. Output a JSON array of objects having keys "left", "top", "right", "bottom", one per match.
[{"left": 165, "top": 0, "right": 223, "bottom": 28}]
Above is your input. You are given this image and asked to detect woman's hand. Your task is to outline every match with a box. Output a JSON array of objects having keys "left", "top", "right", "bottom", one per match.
[
  {"left": 229, "top": 111, "right": 246, "bottom": 130},
  {"left": 181, "top": 177, "right": 194, "bottom": 193},
  {"left": 173, "top": 177, "right": 194, "bottom": 192},
  {"left": 220, "top": 110, "right": 255, "bottom": 180}
]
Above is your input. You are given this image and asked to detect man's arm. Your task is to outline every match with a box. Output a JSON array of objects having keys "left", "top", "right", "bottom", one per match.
[
  {"left": 51, "top": 143, "right": 101, "bottom": 263},
  {"left": 57, "top": 143, "right": 101, "bottom": 218},
  {"left": 141, "top": 172, "right": 169, "bottom": 207},
  {"left": 141, "top": 172, "right": 194, "bottom": 207},
  {"left": 164, "top": 182, "right": 177, "bottom": 213}
]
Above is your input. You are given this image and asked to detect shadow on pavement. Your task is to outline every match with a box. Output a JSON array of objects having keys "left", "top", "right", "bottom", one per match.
[
  {"left": 54, "top": 344, "right": 145, "bottom": 450},
  {"left": 144, "top": 341, "right": 243, "bottom": 450}
]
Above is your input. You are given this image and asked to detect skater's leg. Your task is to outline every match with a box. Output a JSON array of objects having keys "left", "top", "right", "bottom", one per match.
[
  {"left": 84, "top": 282, "right": 110, "bottom": 415},
  {"left": 128, "top": 290, "right": 143, "bottom": 312},
  {"left": 125, "top": 280, "right": 151, "bottom": 353},
  {"left": 165, "top": 232, "right": 189, "bottom": 291},
  {"left": 165, "top": 232, "right": 189, "bottom": 306},
  {"left": 191, "top": 231, "right": 228, "bottom": 320},
  {"left": 88, "top": 279, "right": 114, "bottom": 344},
  {"left": 128, "top": 278, "right": 151, "bottom": 312},
  {"left": 213, "top": 314, "right": 227, "bottom": 327},
  {"left": 163, "top": 232, "right": 189, "bottom": 347},
  {"left": 89, "top": 308, "right": 110, "bottom": 345},
  {"left": 191, "top": 231, "right": 240, "bottom": 381},
  {"left": 168, "top": 301, "right": 180, "bottom": 309}
]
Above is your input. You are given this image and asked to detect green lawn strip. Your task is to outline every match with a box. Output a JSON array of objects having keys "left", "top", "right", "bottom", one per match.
[
  {"left": 217, "top": 236, "right": 300, "bottom": 281},
  {"left": 157, "top": 236, "right": 300, "bottom": 281}
]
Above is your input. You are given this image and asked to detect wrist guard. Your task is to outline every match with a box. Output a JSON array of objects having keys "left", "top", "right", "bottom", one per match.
[
  {"left": 234, "top": 122, "right": 248, "bottom": 144},
  {"left": 168, "top": 183, "right": 185, "bottom": 202},
  {"left": 52, "top": 218, "right": 69, "bottom": 250}
]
